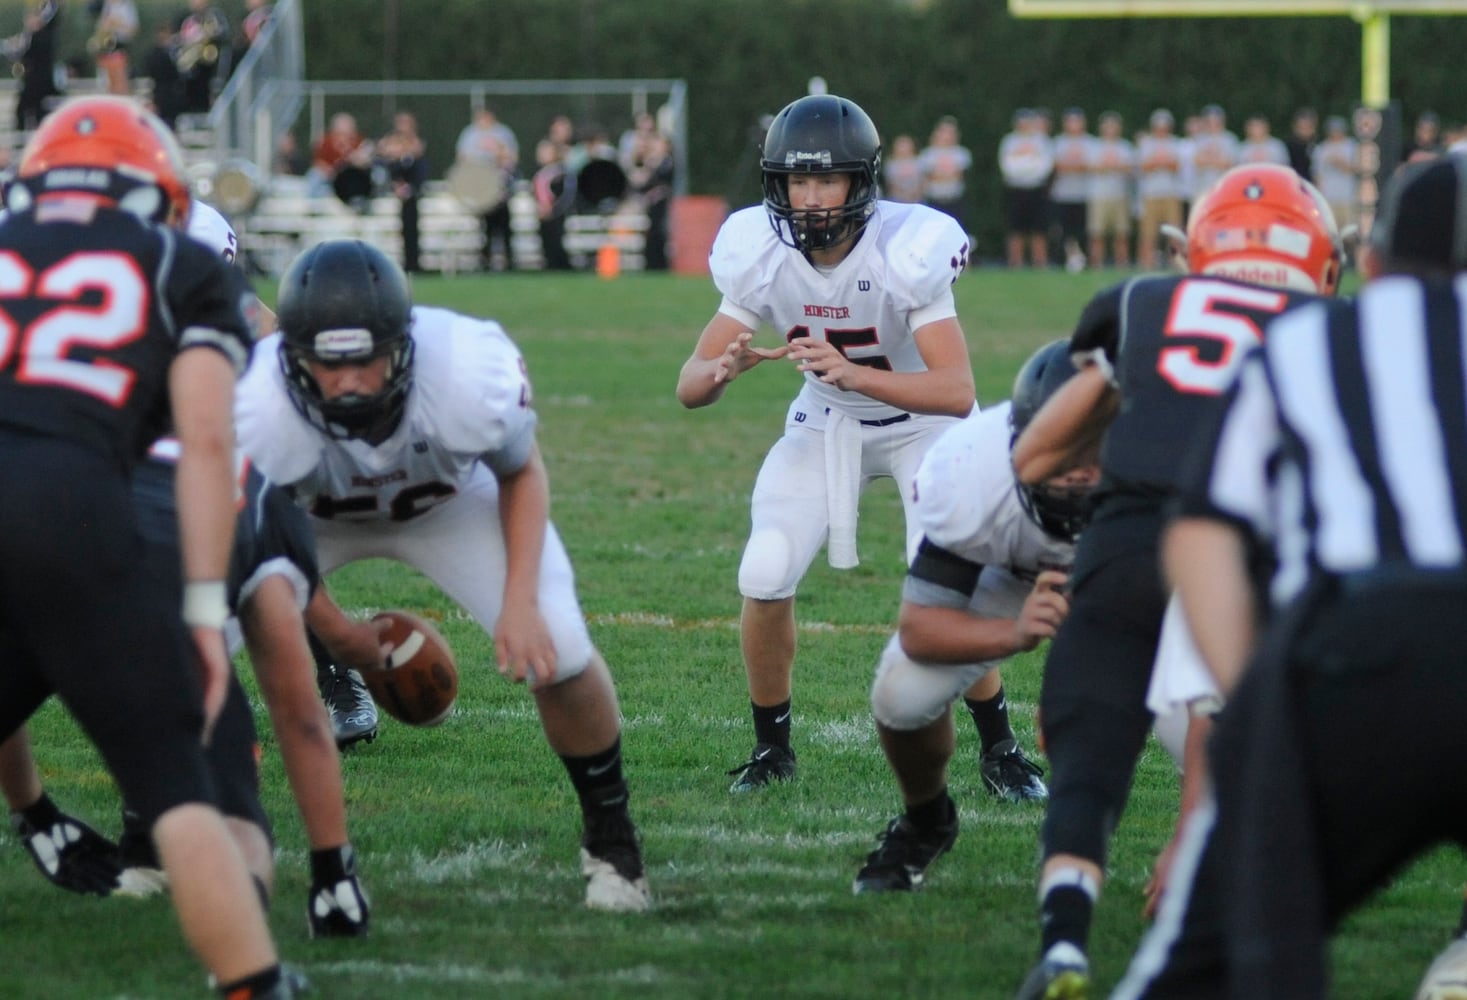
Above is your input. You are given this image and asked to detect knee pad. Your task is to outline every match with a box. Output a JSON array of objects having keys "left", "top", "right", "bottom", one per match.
[
  {"left": 738, "top": 528, "right": 799, "bottom": 600},
  {"left": 871, "top": 637, "right": 985, "bottom": 731}
]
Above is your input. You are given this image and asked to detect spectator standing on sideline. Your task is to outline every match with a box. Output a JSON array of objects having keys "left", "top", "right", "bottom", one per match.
[
  {"left": 1189, "top": 104, "right": 1239, "bottom": 211},
  {"left": 851, "top": 340, "right": 1094, "bottom": 896},
  {"left": 1008, "top": 163, "right": 1341, "bottom": 999},
  {"left": 1111, "top": 152, "right": 1467, "bottom": 1000},
  {"left": 1287, "top": 106, "right": 1318, "bottom": 178},
  {"left": 142, "top": 21, "right": 182, "bottom": 129},
  {"left": 532, "top": 137, "right": 572, "bottom": 271},
  {"left": 455, "top": 107, "right": 520, "bottom": 272},
  {"left": 13, "top": 0, "right": 59, "bottom": 133},
  {"left": 89, "top": 0, "right": 138, "bottom": 97},
  {"left": 174, "top": 0, "right": 228, "bottom": 116},
  {"left": 376, "top": 110, "right": 429, "bottom": 274},
  {"left": 1050, "top": 108, "right": 1093, "bottom": 271},
  {"left": 1405, "top": 110, "right": 1444, "bottom": 162},
  {"left": 883, "top": 134, "right": 925, "bottom": 204},
  {"left": 625, "top": 128, "right": 674, "bottom": 271},
  {"left": 676, "top": 94, "right": 974, "bottom": 794},
  {"left": 1135, "top": 108, "right": 1184, "bottom": 270},
  {"left": 0, "top": 94, "right": 293, "bottom": 999},
  {"left": 236, "top": 239, "right": 652, "bottom": 913},
  {"left": 1086, "top": 110, "right": 1135, "bottom": 269},
  {"left": 1311, "top": 115, "right": 1360, "bottom": 232},
  {"left": 999, "top": 108, "right": 1054, "bottom": 269},
  {"left": 919, "top": 115, "right": 973, "bottom": 236},
  {"left": 1238, "top": 114, "right": 1289, "bottom": 166}
]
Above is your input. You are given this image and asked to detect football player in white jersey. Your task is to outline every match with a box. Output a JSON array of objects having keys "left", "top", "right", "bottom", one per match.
[
  {"left": 235, "top": 239, "right": 649, "bottom": 913},
  {"left": 854, "top": 341, "right": 1096, "bottom": 893},
  {"left": 676, "top": 94, "right": 977, "bottom": 792}
]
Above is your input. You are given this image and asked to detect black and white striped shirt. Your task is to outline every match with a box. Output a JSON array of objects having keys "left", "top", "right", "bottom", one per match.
[{"left": 1181, "top": 272, "right": 1467, "bottom": 606}]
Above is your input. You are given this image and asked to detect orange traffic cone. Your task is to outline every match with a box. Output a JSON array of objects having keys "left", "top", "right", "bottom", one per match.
[{"left": 596, "top": 239, "right": 621, "bottom": 279}]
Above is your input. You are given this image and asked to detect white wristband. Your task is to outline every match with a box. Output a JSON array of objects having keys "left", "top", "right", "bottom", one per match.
[{"left": 182, "top": 580, "right": 229, "bottom": 629}]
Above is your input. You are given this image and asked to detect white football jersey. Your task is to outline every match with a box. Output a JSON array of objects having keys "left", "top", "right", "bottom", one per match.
[
  {"left": 236, "top": 305, "right": 535, "bottom": 518},
  {"left": 912, "top": 402, "right": 1074, "bottom": 582},
  {"left": 710, "top": 200, "right": 968, "bottom": 423}
]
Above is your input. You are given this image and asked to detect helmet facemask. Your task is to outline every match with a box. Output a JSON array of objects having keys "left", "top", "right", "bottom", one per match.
[
  {"left": 763, "top": 166, "right": 877, "bottom": 253},
  {"left": 280, "top": 328, "right": 415, "bottom": 446}
]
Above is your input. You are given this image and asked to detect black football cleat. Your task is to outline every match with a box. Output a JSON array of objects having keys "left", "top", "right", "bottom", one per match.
[
  {"left": 726, "top": 743, "right": 796, "bottom": 793},
  {"left": 320, "top": 666, "right": 379, "bottom": 749},
  {"left": 852, "top": 806, "right": 959, "bottom": 894},
  {"left": 980, "top": 738, "right": 1049, "bottom": 803}
]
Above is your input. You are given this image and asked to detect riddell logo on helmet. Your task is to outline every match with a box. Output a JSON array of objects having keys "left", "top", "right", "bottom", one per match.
[
  {"left": 314, "top": 327, "right": 375, "bottom": 358},
  {"left": 784, "top": 150, "right": 833, "bottom": 168},
  {"left": 43, "top": 168, "right": 110, "bottom": 190},
  {"left": 1204, "top": 259, "right": 1315, "bottom": 292}
]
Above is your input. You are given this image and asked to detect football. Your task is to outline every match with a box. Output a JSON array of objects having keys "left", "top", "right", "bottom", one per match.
[{"left": 362, "top": 610, "right": 459, "bottom": 727}]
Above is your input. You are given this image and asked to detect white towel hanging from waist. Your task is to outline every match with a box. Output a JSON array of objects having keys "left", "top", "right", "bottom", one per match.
[{"left": 824, "top": 409, "right": 863, "bottom": 569}]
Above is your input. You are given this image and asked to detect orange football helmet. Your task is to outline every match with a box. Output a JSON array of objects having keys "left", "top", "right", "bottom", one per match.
[
  {"left": 14, "top": 96, "right": 191, "bottom": 226},
  {"left": 1186, "top": 163, "right": 1341, "bottom": 295}
]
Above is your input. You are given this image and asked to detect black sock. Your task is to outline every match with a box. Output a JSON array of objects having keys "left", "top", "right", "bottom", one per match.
[
  {"left": 1039, "top": 885, "right": 1093, "bottom": 954},
  {"left": 16, "top": 791, "right": 61, "bottom": 829},
  {"left": 560, "top": 739, "right": 628, "bottom": 816},
  {"left": 751, "top": 699, "right": 792, "bottom": 750},
  {"left": 965, "top": 686, "right": 1015, "bottom": 754},
  {"left": 904, "top": 789, "right": 956, "bottom": 832},
  {"left": 217, "top": 965, "right": 282, "bottom": 999},
  {"left": 307, "top": 629, "right": 335, "bottom": 688}
]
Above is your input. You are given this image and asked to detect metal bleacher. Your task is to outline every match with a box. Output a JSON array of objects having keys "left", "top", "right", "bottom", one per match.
[{"left": 238, "top": 177, "right": 651, "bottom": 277}]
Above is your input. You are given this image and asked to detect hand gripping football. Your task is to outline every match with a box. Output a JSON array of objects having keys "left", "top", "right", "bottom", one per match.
[{"left": 363, "top": 610, "right": 458, "bottom": 726}]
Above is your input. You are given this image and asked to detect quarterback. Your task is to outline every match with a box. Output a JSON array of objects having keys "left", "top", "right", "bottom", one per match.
[
  {"left": 236, "top": 238, "right": 649, "bottom": 913},
  {"left": 676, "top": 93, "right": 976, "bottom": 792}
]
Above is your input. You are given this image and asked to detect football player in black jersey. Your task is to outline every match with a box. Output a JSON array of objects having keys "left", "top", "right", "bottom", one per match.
[
  {"left": 0, "top": 97, "right": 290, "bottom": 998},
  {"left": 0, "top": 202, "right": 380, "bottom": 942},
  {"left": 1008, "top": 163, "right": 1343, "bottom": 1000}
]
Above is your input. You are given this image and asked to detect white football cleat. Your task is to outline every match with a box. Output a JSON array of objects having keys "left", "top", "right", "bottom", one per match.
[
  {"left": 580, "top": 847, "right": 650, "bottom": 913},
  {"left": 1417, "top": 936, "right": 1467, "bottom": 1000},
  {"left": 113, "top": 865, "right": 170, "bottom": 898}
]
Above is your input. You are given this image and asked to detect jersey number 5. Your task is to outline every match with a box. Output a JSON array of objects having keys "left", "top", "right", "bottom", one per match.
[
  {"left": 0, "top": 251, "right": 148, "bottom": 407},
  {"left": 1158, "top": 279, "right": 1287, "bottom": 396},
  {"left": 786, "top": 325, "right": 892, "bottom": 371}
]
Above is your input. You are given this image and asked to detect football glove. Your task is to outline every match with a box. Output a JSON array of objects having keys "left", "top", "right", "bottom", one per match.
[
  {"left": 308, "top": 844, "right": 370, "bottom": 938},
  {"left": 10, "top": 799, "right": 122, "bottom": 896}
]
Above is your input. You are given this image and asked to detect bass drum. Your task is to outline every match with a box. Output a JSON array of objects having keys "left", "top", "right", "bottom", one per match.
[
  {"left": 446, "top": 159, "right": 505, "bottom": 214},
  {"left": 575, "top": 158, "right": 627, "bottom": 213}
]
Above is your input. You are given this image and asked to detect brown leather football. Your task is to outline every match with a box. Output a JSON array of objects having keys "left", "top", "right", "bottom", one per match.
[{"left": 363, "top": 610, "right": 458, "bottom": 726}]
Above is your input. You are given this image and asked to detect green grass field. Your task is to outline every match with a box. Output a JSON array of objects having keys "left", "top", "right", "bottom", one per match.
[{"left": 1, "top": 267, "right": 1458, "bottom": 999}]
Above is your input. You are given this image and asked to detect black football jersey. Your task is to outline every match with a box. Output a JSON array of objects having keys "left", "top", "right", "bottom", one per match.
[
  {"left": 132, "top": 443, "right": 320, "bottom": 611},
  {"left": 1072, "top": 273, "right": 1322, "bottom": 499},
  {"left": 0, "top": 204, "right": 252, "bottom": 466}
]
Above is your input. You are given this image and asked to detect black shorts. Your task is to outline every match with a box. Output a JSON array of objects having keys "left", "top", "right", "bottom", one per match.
[
  {"left": 0, "top": 431, "right": 218, "bottom": 826},
  {"left": 1006, "top": 185, "right": 1049, "bottom": 234}
]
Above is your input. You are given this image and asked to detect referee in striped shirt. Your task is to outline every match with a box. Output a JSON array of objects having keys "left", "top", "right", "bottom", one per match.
[{"left": 1114, "top": 153, "right": 1467, "bottom": 999}]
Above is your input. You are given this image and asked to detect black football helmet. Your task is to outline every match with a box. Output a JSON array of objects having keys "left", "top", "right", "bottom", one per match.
[
  {"left": 761, "top": 94, "right": 881, "bottom": 253},
  {"left": 1010, "top": 339, "right": 1093, "bottom": 543},
  {"left": 276, "top": 239, "right": 415, "bottom": 444}
]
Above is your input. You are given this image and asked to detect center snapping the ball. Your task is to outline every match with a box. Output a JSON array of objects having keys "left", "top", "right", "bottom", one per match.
[{"left": 363, "top": 610, "right": 459, "bottom": 726}]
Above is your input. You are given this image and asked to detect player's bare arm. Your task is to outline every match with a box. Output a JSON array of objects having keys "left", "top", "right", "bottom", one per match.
[
  {"left": 169, "top": 346, "right": 240, "bottom": 735},
  {"left": 676, "top": 312, "right": 788, "bottom": 409},
  {"left": 494, "top": 443, "right": 558, "bottom": 689},
  {"left": 786, "top": 316, "right": 975, "bottom": 417},
  {"left": 1163, "top": 517, "right": 1257, "bottom": 695},
  {"left": 1012, "top": 363, "right": 1117, "bottom": 484},
  {"left": 897, "top": 569, "right": 1070, "bottom": 663},
  {"left": 303, "top": 584, "right": 392, "bottom": 674}
]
